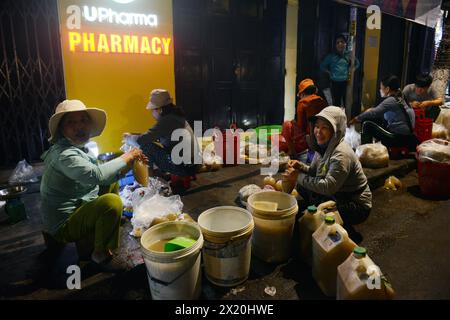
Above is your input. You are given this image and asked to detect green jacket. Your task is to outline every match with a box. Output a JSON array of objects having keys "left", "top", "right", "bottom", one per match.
[{"left": 40, "top": 138, "right": 127, "bottom": 234}]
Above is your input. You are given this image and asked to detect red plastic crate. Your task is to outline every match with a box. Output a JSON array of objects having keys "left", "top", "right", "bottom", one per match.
[
  {"left": 415, "top": 118, "right": 432, "bottom": 143},
  {"left": 417, "top": 160, "right": 450, "bottom": 198},
  {"left": 413, "top": 108, "right": 426, "bottom": 120}
]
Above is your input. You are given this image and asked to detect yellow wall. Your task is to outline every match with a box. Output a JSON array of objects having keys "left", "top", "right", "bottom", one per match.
[
  {"left": 362, "top": 17, "right": 381, "bottom": 110},
  {"left": 57, "top": 0, "right": 175, "bottom": 153}
]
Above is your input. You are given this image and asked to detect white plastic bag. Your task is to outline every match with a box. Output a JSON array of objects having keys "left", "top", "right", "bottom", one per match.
[
  {"left": 202, "top": 144, "right": 223, "bottom": 166},
  {"left": 239, "top": 184, "right": 262, "bottom": 205},
  {"left": 130, "top": 194, "right": 183, "bottom": 237},
  {"left": 432, "top": 123, "right": 448, "bottom": 140},
  {"left": 355, "top": 142, "right": 389, "bottom": 168},
  {"left": 119, "top": 178, "right": 172, "bottom": 213},
  {"left": 435, "top": 108, "right": 450, "bottom": 135},
  {"left": 119, "top": 184, "right": 135, "bottom": 211},
  {"left": 344, "top": 125, "right": 361, "bottom": 149},
  {"left": 417, "top": 139, "right": 450, "bottom": 164},
  {"left": 8, "top": 159, "right": 38, "bottom": 185}
]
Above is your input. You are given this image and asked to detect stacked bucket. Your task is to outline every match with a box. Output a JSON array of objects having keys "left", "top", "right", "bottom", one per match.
[{"left": 139, "top": 191, "right": 299, "bottom": 299}]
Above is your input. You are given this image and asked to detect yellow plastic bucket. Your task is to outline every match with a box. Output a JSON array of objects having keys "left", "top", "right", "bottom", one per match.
[{"left": 247, "top": 191, "right": 298, "bottom": 263}]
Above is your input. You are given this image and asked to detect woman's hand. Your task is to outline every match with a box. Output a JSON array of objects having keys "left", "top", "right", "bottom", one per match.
[
  {"left": 410, "top": 101, "right": 421, "bottom": 109},
  {"left": 282, "top": 167, "right": 299, "bottom": 181},
  {"left": 121, "top": 148, "right": 147, "bottom": 166},
  {"left": 288, "top": 160, "right": 309, "bottom": 173}
]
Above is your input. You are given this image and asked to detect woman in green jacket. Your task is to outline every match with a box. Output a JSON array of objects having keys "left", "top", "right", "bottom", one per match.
[{"left": 40, "top": 99, "right": 145, "bottom": 272}]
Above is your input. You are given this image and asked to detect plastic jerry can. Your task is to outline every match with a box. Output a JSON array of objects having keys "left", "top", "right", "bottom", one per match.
[
  {"left": 317, "top": 200, "right": 344, "bottom": 226},
  {"left": 337, "top": 247, "right": 395, "bottom": 300},
  {"left": 298, "top": 205, "right": 323, "bottom": 265},
  {"left": 298, "top": 204, "right": 343, "bottom": 265},
  {"left": 312, "top": 215, "right": 356, "bottom": 297}
]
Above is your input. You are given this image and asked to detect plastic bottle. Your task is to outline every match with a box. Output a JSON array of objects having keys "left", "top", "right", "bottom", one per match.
[
  {"left": 312, "top": 215, "right": 356, "bottom": 297},
  {"left": 133, "top": 159, "right": 149, "bottom": 186},
  {"left": 337, "top": 247, "right": 395, "bottom": 300}
]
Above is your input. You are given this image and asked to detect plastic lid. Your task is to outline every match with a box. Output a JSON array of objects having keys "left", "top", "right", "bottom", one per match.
[
  {"left": 353, "top": 246, "right": 367, "bottom": 258},
  {"left": 307, "top": 205, "right": 317, "bottom": 213},
  {"left": 324, "top": 215, "right": 335, "bottom": 225}
]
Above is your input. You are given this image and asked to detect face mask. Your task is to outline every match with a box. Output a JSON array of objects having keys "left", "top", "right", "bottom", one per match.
[
  {"left": 379, "top": 89, "right": 386, "bottom": 98},
  {"left": 152, "top": 109, "right": 160, "bottom": 120},
  {"left": 66, "top": 136, "right": 88, "bottom": 148}
]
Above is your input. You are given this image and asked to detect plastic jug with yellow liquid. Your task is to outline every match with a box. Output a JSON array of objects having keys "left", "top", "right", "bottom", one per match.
[
  {"left": 312, "top": 215, "right": 356, "bottom": 297},
  {"left": 337, "top": 247, "right": 395, "bottom": 300},
  {"left": 133, "top": 159, "right": 149, "bottom": 186},
  {"left": 298, "top": 203, "right": 343, "bottom": 265}
]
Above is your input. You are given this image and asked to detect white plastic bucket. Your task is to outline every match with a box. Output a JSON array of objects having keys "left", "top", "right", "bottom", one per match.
[
  {"left": 247, "top": 191, "right": 298, "bottom": 263},
  {"left": 198, "top": 206, "right": 254, "bottom": 287},
  {"left": 140, "top": 221, "right": 203, "bottom": 300}
]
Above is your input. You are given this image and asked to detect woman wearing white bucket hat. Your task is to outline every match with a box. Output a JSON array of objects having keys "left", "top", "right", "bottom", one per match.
[
  {"left": 40, "top": 99, "right": 146, "bottom": 272},
  {"left": 123, "top": 89, "right": 200, "bottom": 186}
]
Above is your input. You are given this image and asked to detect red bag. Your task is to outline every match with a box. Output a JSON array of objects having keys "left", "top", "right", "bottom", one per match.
[{"left": 279, "top": 121, "right": 308, "bottom": 154}]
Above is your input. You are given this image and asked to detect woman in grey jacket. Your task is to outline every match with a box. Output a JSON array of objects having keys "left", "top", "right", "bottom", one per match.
[{"left": 287, "top": 106, "right": 372, "bottom": 226}]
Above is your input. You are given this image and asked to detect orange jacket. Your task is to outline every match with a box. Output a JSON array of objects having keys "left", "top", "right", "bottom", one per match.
[{"left": 296, "top": 94, "right": 328, "bottom": 136}]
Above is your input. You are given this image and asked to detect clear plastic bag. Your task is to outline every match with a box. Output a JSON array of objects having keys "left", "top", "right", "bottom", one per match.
[
  {"left": 239, "top": 184, "right": 262, "bottom": 205},
  {"left": 8, "top": 159, "right": 38, "bottom": 185},
  {"left": 384, "top": 176, "right": 402, "bottom": 190},
  {"left": 120, "top": 177, "right": 172, "bottom": 213},
  {"left": 432, "top": 123, "right": 448, "bottom": 140},
  {"left": 202, "top": 144, "right": 223, "bottom": 166},
  {"left": 344, "top": 125, "right": 361, "bottom": 149},
  {"left": 435, "top": 108, "right": 450, "bottom": 135},
  {"left": 417, "top": 139, "right": 450, "bottom": 164},
  {"left": 131, "top": 193, "right": 184, "bottom": 237},
  {"left": 355, "top": 142, "right": 389, "bottom": 168},
  {"left": 119, "top": 183, "right": 136, "bottom": 211}
]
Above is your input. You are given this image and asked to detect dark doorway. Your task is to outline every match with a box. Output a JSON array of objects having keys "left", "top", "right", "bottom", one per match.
[
  {"left": 377, "top": 13, "right": 406, "bottom": 101},
  {"left": 297, "top": 0, "right": 365, "bottom": 117},
  {"left": 405, "top": 22, "right": 436, "bottom": 85},
  {"left": 173, "top": 0, "right": 286, "bottom": 131}
]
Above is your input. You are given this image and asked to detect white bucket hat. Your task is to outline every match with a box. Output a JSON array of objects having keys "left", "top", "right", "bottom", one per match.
[
  {"left": 48, "top": 99, "right": 107, "bottom": 143},
  {"left": 146, "top": 89, "right": 173, "bottom": 110}
]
